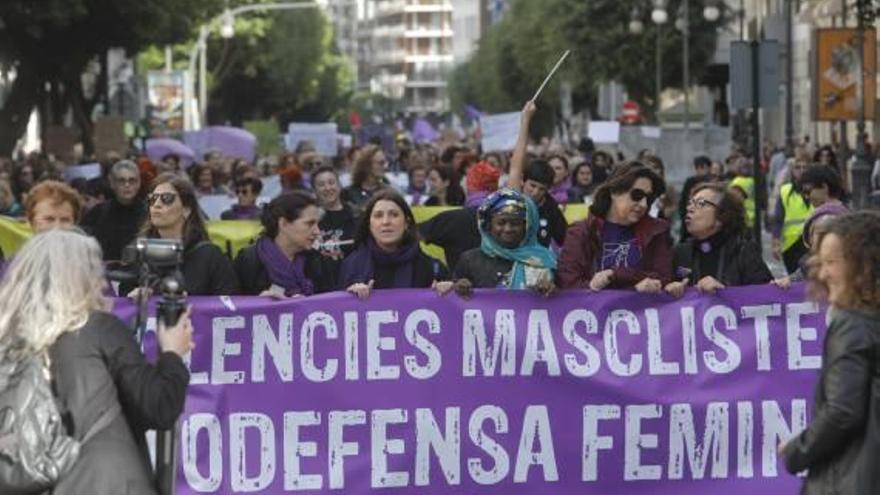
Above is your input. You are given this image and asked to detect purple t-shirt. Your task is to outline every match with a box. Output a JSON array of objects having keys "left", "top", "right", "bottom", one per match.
[{"left": 599, "top": 221, "right": 641, "bottom": 270}]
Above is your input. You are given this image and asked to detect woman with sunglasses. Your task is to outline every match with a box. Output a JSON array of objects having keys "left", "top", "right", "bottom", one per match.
[
  {"left": 557, "top": 161, "right": 672, "bottom": 292},
  {"left": 665, "top": 183, "right": 772, "bottom": 298},
  {"left": 781, "top": 211, "right": 880, "bottom": 495},
  {"left": 128, "top": 173, "right": 238, "bottom": 296}
]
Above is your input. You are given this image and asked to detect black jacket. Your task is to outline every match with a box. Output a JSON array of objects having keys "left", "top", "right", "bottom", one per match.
[
  {"left": 672, "top": 234, "right": 772, "bottom": 286},
  {"left": 536, "top": 195, "right": 567, "bottom": 247},
  {"left": 119, "top": 240, "right": 239, "bottom": 296},
  {"left": 454, "top": 248, "right": 513, "bottom": 288},
  {"left": 418, "top": 207, "right": 480, "bottom": 271},
  {"left": 338, "top": 248, "right": 448, "bottom": 290},
  {"left": 234, "top": 244, "right": 337, "bottom": 295},
  {"left": 49, "top": 311, "right": 189, "bottom": 494},
  {"left": 80, "top": 198, "right": 148, "bottom": 261},
  {"left": 783, "top": 308, "right": 880, "bottom": 495}
]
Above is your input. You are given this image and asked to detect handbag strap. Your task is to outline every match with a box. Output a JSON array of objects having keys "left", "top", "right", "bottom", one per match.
[{"left": 81, "top": 401, "right": 121, "bottom": 444}]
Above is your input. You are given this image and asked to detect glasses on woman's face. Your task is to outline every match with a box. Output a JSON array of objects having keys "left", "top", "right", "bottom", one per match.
[
  {"left": 147, "top": 192, "right": 178, "bottom": 206},
  {"left": 687, "top": 197, "right": 718, "bottom": 210},
  {"left": 236, "top": 188, "right": 253, "bottom": 196},
  {"left": 628, "top": 188, "right": 653, "bottom": 205}
]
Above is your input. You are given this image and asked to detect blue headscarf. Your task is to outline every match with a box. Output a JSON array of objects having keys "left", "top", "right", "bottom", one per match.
[{"left": 477, "top": 189, "right": 557, "bottom": 289}]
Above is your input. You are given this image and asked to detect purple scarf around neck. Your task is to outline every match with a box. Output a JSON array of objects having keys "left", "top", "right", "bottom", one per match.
[
  {"left": 255, "top": 236, "right": 314, "bottom": 296},
  {"left": 465, "top": 190, "right": 492, "bottom": 208},
  {"left": 344, "top": 238, "right": 420, "bottom": 288}
]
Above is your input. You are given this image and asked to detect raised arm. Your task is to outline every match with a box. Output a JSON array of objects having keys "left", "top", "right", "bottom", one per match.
[{"left": 507, "top": 100, "right": 537, "bottom": 191}]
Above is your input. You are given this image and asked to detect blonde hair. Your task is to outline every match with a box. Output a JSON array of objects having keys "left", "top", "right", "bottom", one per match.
[{"left": 0, "top": 229, "right": 110, "bottom": 353}]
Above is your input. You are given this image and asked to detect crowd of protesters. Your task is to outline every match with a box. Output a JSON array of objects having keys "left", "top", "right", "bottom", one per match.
[
  {"left": 0, "top": 102, "right": 872, "bottom": 302},
  {"left": 0, "top": 101, "right": 879, "bottom": 494}
]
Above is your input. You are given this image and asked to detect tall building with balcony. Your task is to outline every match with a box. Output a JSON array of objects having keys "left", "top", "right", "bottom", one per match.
[
  {"left": 364, "top": 0, "right": 455, "bottom": 112},
  {"left": 318, "top": 0, "right": 360, "bottom": 88}
]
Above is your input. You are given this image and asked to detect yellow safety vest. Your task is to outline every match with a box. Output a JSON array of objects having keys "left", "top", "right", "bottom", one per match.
[
  {"left": 729, "top": 176, "right": 755, "bottom": 228},
  {"left": 779, "top": 183, "right": 813, "bottom": 251}
]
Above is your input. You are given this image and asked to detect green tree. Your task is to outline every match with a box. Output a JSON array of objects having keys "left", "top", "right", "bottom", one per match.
[
  {"left": 197, "top": 6, "right": 353, "bottom": 127},
  {"left": 449, "top": 0, "right": 724, "bottom": 126},
  {"left": 0, "top": 0, "right": 221, "bottom": 156}
]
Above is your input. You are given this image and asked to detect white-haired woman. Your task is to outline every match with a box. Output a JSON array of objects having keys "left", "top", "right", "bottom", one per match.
[{"left": 0, "top": 229, "right": 192, "bottom": 494}]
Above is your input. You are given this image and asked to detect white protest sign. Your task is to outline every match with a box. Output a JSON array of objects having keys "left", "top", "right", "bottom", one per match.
[
  {"left": 480, "top": 112, "right": 521, "bottom": 152},
  {"left": 198, "top": 194, "right": 235, "bottom": 221},
  {"left": 286, "top": 123, "right": 338, "bottom": 157},
  {"left": 640, "top": 126, "right": 662, "bottom": 139},
  {"left": 338, "top": 134, "right": 353, "bottom": 149},
  {"left": 64, "top": 163, "right": 102, "bottom": 182},
  {"left": 260, "top": 175, "right": 281, "bottom": 202},
  {"left": 588, "top": 121, "right": 621, "bottom": 144}
]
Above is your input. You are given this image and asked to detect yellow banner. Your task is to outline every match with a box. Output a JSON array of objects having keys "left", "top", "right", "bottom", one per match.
[{"left": 0, "top": 204, "right": 589, "bottom": 261}]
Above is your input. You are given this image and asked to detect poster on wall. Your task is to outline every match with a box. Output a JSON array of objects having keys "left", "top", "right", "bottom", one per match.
[
  {"left": 147, "top": 71, "right": 188, "bottom": 135},
  {"left": 814, "top": 28, "right": 876, "bottom": 121}
]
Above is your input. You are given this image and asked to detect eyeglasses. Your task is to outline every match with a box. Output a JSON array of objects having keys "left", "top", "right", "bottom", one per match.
[
  {"left": 114, "top": 177, "right": 139, "bottom": 185},
  {"left": 687, "top": 197, "right": 719, "bottom": 209},
  {"left": 628, "top": 188, "right": 653, "bottom": 204},
  {"left": 147, "top": 192, "right": 178, "bottom": 206}
]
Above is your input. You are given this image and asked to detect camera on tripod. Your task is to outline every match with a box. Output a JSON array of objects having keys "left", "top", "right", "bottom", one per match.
[{"left": 119, "top": 238, "right": 187, "bottom": 330}]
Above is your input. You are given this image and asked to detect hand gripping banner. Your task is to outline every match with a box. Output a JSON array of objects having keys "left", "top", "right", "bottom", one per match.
[{"left": 119, "top": 284, "right": 825, "bottom": 494}]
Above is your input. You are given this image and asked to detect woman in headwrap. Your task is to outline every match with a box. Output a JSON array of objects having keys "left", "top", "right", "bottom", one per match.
[{"left": 453, "top": 188, "right": 557, "bottom": 298}]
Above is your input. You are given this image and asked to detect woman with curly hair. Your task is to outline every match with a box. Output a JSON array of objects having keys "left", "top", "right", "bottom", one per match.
[
  {"left": 344, "top": 145, "right": 391, "bottom": 206},
  {"left": 781, "top": 211, "right": 880, "bottom": 494}
]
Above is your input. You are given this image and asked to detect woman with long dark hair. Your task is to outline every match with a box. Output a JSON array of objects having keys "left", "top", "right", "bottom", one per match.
[
  {"left": 425, "top": 163, "right": 465, "bottom": 206},
  {"left": 129, "top": 172, "right": 238, "bottom": 295},
  {"left": 235, "top": 192, "right": 336, "bottom": 296},
  {"left": 557, "top": 161, "right": 672, "bottom": 292},
  {"left": 338, "top": 190, "right": 451, "bottom": 299},
  {"left": 343, "top": 145, "right": 390, "bottom": 206}
]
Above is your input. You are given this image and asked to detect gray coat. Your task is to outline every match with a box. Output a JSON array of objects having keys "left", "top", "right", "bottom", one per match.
[
  {"left": 48, "top": 312, "right": 189, "bottom": 494},
  {"left": 782, "top": 308, "right": 880, "bottom": 495}
]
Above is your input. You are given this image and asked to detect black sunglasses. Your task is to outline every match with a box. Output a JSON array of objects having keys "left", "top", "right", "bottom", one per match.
[
  {"left": 236, "top": 188, "right": 254, "bottom": 195},
  {"left": 147, "top": 192, "right": 178, "bottom": 206},
  {"left": 629, "top": 188, "right": 653, "bottom": 204}
]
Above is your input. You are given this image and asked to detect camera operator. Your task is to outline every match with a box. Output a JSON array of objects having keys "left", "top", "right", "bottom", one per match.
[
  {"left": 0, "top": 228, "right": 192, "bottom": 493},
  {"left": 123, "top": 173, "right": 238, "bottom": 296}
]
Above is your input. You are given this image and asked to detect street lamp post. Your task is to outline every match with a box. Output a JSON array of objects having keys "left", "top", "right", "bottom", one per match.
[
  {"left": 187, "top": 1, "right": 321, "bottom": 129},
  {"left": 854, "top": 0, "right": 877, "bottom": 209}
]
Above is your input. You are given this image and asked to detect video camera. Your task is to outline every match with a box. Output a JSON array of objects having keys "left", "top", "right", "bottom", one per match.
[{"left": 113, "top": 238, "right": 187, "bottom": 331}]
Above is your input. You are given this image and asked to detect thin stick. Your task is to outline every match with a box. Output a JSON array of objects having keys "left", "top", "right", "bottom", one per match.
[{"left": 531, "top": 50, "right": 571, "bottom": 102}]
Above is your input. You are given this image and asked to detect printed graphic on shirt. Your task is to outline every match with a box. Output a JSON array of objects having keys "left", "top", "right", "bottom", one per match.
[
  {"left": 600, "top": 239, "right": 641, "bottom": 270},
  {"left": 316, "top": 229, "right": 350, "bottom": 260}
]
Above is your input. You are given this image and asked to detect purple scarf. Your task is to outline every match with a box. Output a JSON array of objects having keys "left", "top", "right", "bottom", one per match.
[
  {"left": 343, "top": 238, "right": 420, "bottom": 288},
  {"left": 255, "top": 237, "right": 314, "bottom": 296},
  {"left": 465, "top": 190, "right": 492, "bottom": 208}
]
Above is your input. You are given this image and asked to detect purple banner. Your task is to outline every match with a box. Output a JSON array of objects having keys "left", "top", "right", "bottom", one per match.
[{"left": 119, "top": 284, "right": 825, "bottom": 494}]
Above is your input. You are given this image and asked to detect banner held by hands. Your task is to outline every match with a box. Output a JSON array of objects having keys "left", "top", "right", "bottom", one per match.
[{"left": 531, "top": 50, "right": 571, "bottom": 102}]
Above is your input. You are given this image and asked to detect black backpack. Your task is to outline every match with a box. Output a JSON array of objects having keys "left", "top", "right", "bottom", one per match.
[{"left": 0, "top": 349, "right": 117, "bottom": 493}]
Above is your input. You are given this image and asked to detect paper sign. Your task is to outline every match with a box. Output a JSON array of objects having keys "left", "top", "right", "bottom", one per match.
[
  {"left": 338, "top": 133, "right": 353, "bottom": 148},
  {"left": 64, "top": 163, "right": 102, "bottom": 182},
  {"left": 640, "top": 126, "right": 662, "bottom": 139},
  {"left": 480, "top": 112, "right": 521, "bottom": 151},
  {"left": 260, "top": 175, "right": 281, "bottom": 202},
  {"left": 286, "top": 123, "right": 339, "bottom": 157},
  {"left": 197, "top": 194, "right": 235, "bottom": 221},
  {"left": 588, "top": 121, "right": 621, "bottom": 143}
]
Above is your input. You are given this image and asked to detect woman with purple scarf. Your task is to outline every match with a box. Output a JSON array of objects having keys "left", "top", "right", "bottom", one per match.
[
  {"left": 339, "top": 190, "right": 453, "bottom": 299},
  {"left": 234, "top": 192, "right": 335, "bottom": 297}
]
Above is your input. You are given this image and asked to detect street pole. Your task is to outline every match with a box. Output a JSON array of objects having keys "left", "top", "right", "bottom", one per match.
[
  {"left": 751, "top": 39, "right": 764, "bottom": 241},
  {"left": 657, "top": 26, "right": 662, "bottom": 116},
  {"left": 853, "top": 0, "right": 874, "bottom": 209},
  {"left": 187, "top": 2, "right": 322, "bottom": 130},
  {"left": 785, "top": 0, "right": 794, "bottom": 154},
  {"left": 683, "top": 0, "right": 690, "bottom": 144}
]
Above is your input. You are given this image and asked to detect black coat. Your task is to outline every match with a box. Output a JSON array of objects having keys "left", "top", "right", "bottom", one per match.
[
  {"left": 418, "top": 207, "right": 480, "bottom": 271},
  {"left": 118, "top": 240, "right": 239, "bottom": 296},
  {"left": 783, "top": 308, "right": 880, "bottom": 495},
  {"left": 80, "top": 199, "right": 147, "bottom": 261},
  {"left": 234, "top": 243, "right": 338, "bottom": 295},
  {"left": 672, "top": 234, "right": 772, "bottom": 286},
  {"left": 49, "top": 312, "right": 189, "bottom": 494},
  {"left": 453, "top": 248, "right": 513, "bottom": 288}
]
